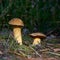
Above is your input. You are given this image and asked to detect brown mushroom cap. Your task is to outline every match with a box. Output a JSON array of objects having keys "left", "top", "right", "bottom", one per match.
[
  {"left": 9, "top": 18, "right": 24, "bottom": 26},
  {"left": 29, "top": 32, "right": 46, "bottom": 38}
]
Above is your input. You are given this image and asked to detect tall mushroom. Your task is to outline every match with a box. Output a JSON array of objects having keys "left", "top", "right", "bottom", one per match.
[
  {"left": 9, "top": 18, "right": 24, "bottom": 45},
  {"left": 29, "top": 32, "right": 46, "bottom": 45}
]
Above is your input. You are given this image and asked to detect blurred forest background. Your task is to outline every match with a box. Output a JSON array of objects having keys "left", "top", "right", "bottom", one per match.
[{"left": 0, "top": 0, "right": 60, "bottom": 33}]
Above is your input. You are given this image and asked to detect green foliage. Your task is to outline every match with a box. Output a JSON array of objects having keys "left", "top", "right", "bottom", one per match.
[{"left": 0, "top": 0, "right": 60, "bottom": 32}]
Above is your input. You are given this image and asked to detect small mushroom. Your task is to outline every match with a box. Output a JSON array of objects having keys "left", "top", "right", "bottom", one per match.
[
  {"left": 9, "top": 18, "right": 24, "bottom": 45},
  {"left": 29, "top": 32, "right": 46, "bottom": 45}
]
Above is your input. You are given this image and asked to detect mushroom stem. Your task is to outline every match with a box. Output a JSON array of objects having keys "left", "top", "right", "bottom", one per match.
[
  {"left": 13, "top": 27, "right": 22, "bottom": 45},
  {"left": 33, "top": 38, "right": 41, "bottom": 45}
]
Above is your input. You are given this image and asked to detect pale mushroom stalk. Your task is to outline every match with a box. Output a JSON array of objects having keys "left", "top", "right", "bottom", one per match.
[
  {"left": 33, "top": 38, "right": 41, "bottom": 45},
  {"left": 13, "top": 27, "right": 22, "bottom": 45}
]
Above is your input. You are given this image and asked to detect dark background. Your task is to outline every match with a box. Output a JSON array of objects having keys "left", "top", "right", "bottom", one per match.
[{"left": 0, "top": 0, "right": 60, "bottom": 33}]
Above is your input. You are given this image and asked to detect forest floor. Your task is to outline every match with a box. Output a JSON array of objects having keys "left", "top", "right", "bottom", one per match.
[{"left": 0, "top": 29, "right": 60, "bottom": 60}]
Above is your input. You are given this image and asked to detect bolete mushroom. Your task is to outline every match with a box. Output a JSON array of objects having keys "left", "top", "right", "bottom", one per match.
[
  {"left": 29, "top": 32, "right": 46, "bottom": 45},
  {"left": 9, "top": 18, "right": 24, "bottom": 45}
]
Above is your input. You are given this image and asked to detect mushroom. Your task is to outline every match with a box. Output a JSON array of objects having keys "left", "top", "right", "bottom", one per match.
[
  {"left": 29, "top": 32, "right": 46, "bottom": 45},
  {"left": 9, "top": 18, "right": 24, "bottom": 45}
]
